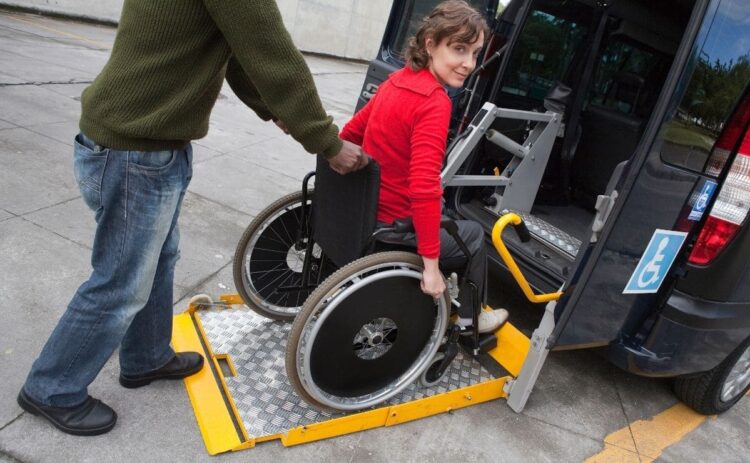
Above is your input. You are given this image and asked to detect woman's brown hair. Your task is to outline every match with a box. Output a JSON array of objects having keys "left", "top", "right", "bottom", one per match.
[{"left": 404, "top": 0, "right": 489, "bottom": 71}]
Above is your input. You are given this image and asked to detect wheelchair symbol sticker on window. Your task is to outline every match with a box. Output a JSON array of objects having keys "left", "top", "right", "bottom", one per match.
[
  {"left": 623, "top": 229, "right": 688, "bottom": 294},
  {"left": 688, "top": 180, "right": 717, "bottom": 221}
]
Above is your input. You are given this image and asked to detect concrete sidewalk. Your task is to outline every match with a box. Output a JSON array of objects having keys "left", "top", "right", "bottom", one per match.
[{"left": 0, "top": 10, "right": 748, "bottom": 463}]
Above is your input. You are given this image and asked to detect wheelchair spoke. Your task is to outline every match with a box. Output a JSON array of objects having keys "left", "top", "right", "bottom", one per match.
[
  {"left": 235, "top": 191, "right": 317, "bottom": 319},
  {"left": 253, "top": 263, "right": 291, "bottom": 293},
  {"left": 266, "top": 223, "right": 294, "bottom": 248},
  {"left": 277, "top": 208, "right": 300, "bottom": 245}
]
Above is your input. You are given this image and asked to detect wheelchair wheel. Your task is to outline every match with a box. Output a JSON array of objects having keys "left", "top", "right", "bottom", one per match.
[
  {"left": 233, "top": 190, "right": 323, "bottom": 320},
  {"left": 286, "top": 251, "right": 450, "bottom": 411}
]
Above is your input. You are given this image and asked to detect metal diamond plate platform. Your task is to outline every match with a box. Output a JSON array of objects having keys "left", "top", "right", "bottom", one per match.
[
  {"left": 517, "top": 212, "right": 581, "bottom": 259},
  {"left": 197, "top": 304, "right": 495, "bottom": 439}
]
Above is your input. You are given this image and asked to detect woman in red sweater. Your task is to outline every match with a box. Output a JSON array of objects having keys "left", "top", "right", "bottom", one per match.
[{"left": 341, "top": 0, "right": 507, "bottom": 333}]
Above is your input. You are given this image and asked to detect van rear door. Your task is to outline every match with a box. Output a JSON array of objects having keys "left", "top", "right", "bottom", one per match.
[{"left": 551, "top": 0, "right": 750, "bottom": 349}]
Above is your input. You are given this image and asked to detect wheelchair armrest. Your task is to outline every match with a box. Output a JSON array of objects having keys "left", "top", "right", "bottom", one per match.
[
  {"left": 392, "top": 217, "right": 415, "bottom": 234},
  {"left": 440, "top": 218, "right": 459, "bottom": 235},
  {"left": 439, "top": 219, "right": 472, "bottom": 272}
]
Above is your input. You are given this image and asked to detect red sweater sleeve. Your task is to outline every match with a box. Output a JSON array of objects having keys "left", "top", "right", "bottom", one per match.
[
  {"left": 340, "top": 94, "right": 375, "bottom": 145},
  {"left": 409, "top": 93, "right": 451, "bottom": 259}
]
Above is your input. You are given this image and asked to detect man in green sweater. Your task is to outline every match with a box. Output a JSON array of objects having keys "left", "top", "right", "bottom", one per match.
[{"left": 18, "top": 0, "right": 365, "bottom": 436}]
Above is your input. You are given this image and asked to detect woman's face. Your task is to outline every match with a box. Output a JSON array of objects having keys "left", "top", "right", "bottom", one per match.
[{"left": 426, "top": 30, "right": 484, "bottom": 88}]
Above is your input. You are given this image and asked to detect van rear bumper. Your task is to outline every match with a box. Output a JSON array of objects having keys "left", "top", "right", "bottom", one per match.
[{"left": 607, "top": 290, "right": 750, "bottom": 378}]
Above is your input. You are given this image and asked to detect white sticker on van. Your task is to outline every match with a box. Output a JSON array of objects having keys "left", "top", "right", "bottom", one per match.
[
  {"left": 623, "top": 229, "right": 688, "bottom": 294},
  {"left": 688, "top": 180, "right": 717, "bottom": 221}
]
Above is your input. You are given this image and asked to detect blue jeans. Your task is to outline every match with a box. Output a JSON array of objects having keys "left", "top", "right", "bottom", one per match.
[{"left": 23, "top": 133, "right": 193, "bottom": 407}]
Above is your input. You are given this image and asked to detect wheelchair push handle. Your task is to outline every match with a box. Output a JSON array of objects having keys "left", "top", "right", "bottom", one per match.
[{"left": 491, "top": 213, "right": 562, "bottom": 304}]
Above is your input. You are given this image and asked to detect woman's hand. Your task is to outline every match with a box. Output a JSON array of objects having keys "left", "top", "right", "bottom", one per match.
[{"left": 420, "top": 257, "right": 446, "bottom": 299}]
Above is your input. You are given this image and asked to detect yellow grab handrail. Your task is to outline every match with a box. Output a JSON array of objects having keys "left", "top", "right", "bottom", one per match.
[{"left": 491, "top": 213, "right": 563, "bottom": 304}]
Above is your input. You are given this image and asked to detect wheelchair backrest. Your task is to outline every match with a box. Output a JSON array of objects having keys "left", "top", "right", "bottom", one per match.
[{"left": 312, "top": 156, "right": 380, "bottom": 268}]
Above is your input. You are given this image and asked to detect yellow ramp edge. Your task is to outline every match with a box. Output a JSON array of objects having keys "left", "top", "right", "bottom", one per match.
[
  {"left": 282, "top": 377, "right": 509, "bottom": 447},
  {"left": 487, "top": 322, "right": 530, "bottom": 377},
  {"left": 172, "top": 312, "right": 250, "bottom": 455}
]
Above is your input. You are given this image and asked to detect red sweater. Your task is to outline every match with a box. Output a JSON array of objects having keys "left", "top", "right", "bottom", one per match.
[{"left": 341, "top": 67, "right": 450, "bottom": 258}]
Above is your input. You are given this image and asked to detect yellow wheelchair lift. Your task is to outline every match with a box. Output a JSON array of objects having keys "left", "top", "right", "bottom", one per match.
[{"left": 172, "top": 213, "right": 562, "bottom": 454}]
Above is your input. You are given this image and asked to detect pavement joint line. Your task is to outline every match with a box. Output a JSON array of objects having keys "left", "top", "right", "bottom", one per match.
[
  {"left": 183, "top": 190, "right": 255, "bottom": 221},
  {"left": 0, "top": 411, "right": 25, "bottom": 434},
  {"left": 180, "top": 260, "right": 233, "bottom": 302},
  {"left": 0, "top": 448, "right": 26, "bottom": 463},
  {"left": 0, "top": 208, "right": 18, "bottom": 222},
  {"left": 17, "top": 119, "right": 80, "bottom": 132},
  {"left": 191, "top": 150, "right": 232, "bottom": 166},
  {"left": 585, "top": 402, "right": 711, "bottom": 462},
  {"left": 220, "top": 148, "right": 314, "bottom": 184},
  {"left": 0, "top": 21, "right": 106, "bottom": 51},
  {"left": 611, "top": 368, "right": 642, "bottom": 457},
  {"left": 12, "top": 194, "right": 80, "bottom": 218},
  {"left": 312, "top": 71, "right": 368, "bottom": 77},
  {"left": 4, "top": 13, "right": 111, "bottom": 49},
  {"left": 18, "top": 204, "right": 94, "bottom": 251},
  {"left": 0, "top": 79, "right": 93, "bottom": 87},
  {"left": 586, "top": 442, "right": 645, "bottom": 462},
  {"left": 0, "top": 39, "right": 107, "bottom": 75},
  {"left": 22, "top": 125, "right": 76, "bottom": 147},
  {"left": 519, "top": 410, "right": 607, "bottom": 446},
  {"left": 192, "top": 133, "right": 275, "bottom": 158}
]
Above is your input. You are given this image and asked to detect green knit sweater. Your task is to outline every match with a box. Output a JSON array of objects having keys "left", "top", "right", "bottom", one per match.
[{"left": 80, "top": 0, "right": 342, "bottom": 158}]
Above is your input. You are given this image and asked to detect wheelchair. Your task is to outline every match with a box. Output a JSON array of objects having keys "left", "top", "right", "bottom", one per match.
[{"left": 233, "top": 156, "right": 530, "bottom": 412}]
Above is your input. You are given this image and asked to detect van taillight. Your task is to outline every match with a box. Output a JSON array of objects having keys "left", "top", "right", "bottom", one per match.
[{"left": 689, "top": 149, "right": 750, "bottom": 265}]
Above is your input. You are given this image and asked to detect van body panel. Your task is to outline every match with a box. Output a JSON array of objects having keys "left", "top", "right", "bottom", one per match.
[{"left": 607, "top": 291, "right": 750, "bottom": 377}]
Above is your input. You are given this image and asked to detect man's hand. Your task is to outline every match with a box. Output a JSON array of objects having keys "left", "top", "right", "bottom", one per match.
[
  {"left": 328, "top": 139, "right": 368, "bottom": 175},
  {"left": 273, "top": 119, "right": 289, "bottom": 134}
]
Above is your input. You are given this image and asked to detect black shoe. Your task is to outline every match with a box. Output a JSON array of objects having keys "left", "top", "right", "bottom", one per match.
[
  {"left": 17, "top": 390, "right": 117, "bottom": 436},
  {"left": 119, "top": 352, "right": 204, "bottom": 389}
]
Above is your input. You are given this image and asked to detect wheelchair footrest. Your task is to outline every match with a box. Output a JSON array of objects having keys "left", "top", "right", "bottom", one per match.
[{"left": 459, "top": 333, "right": 498, "bottom": 354}]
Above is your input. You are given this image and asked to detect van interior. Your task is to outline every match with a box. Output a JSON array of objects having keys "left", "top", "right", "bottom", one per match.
[{"left": 455, "top": 0, "right": 698, "bottom": 290}]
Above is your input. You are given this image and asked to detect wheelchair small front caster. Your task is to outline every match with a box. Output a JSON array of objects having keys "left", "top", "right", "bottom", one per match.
[
  {"left": 419, "top": 353, "right": 449, "bottom": 387},
  {"left": 189, "top": 294, "right": 213, "bottom": 310}
]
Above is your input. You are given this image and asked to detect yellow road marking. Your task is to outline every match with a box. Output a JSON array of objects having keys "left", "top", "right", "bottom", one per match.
[
  {"left": 5, "top": 13, "right": 111, "bottom": 49},
  {"left": 585, "top": 403, "right": 710, "bottom": 462}
]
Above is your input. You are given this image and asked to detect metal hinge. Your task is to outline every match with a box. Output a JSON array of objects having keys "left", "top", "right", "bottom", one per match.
[{"left": 591, "top": 190, "right": 618, "bottom": 243}]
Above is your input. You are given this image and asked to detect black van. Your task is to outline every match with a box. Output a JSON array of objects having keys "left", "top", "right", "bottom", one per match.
[{"left": 356, "top": 0, "right": 750, "bottom": 414}]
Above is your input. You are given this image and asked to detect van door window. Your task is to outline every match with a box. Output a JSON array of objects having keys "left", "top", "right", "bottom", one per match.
[
  {"left": 499, "top": 0, "right": 592, "bottom": 107},
  {"left": 660, "top": 0, "right": 750, "bottom": 173},
  {"left": 589, "top": 42, "right": 660, "bottom": 116}
]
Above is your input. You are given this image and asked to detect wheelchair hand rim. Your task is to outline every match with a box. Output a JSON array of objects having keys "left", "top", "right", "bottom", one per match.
[{"left": 296, "top": 264, "right": 449, "bottom": 411}]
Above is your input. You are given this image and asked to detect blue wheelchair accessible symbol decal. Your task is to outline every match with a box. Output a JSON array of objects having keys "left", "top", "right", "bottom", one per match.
[
  {"left": 624, "top": 229, "right": 688, "bottom": 294},
  {"left": 688, "top": 180, "right": 717, "bottom": 221}
]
